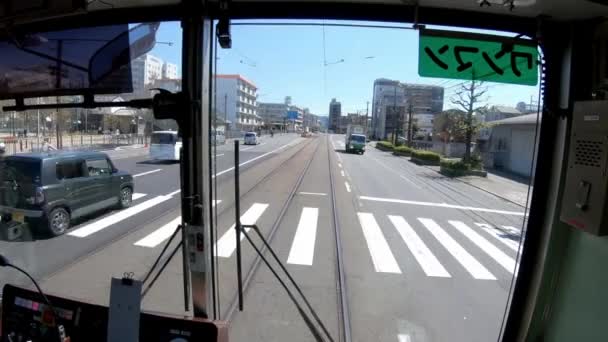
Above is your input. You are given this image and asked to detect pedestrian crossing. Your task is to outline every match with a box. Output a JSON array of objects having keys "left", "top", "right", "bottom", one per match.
[{"left": 66, "top": 193, "right": 524, "bottom": 281}]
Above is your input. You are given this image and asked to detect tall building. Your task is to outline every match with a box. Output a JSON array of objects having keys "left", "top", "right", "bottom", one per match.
[
  {"left": 131, "top": 54, "right": 179, "bottom": 96},
  {"left": 258, "top": 102, "right": 288, "bottom": 130},
  {"left": 216, "top": 74, "right": 260, "bottom": 131},
  {"left": 329, "top": 98, "right": 341, "bottom": 132},
  {"left": 371, "top": 78, "right": 444, "bottom": 139}
]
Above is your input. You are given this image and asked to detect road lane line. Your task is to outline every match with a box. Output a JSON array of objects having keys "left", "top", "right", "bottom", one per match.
[
  {"left": 344, "top": 181, "right": 351, "bottom": 192},
  {"left": 338, "top": 163, "right": 342, "bottom": 168},
  {"left": 475, "top": 223, "right": 520, "bottom": 251},
  {"left": 214, "top": 153, "right": 225, "bottom": 157},
  {"left": 388, "top": 216, "right": 450, "bottom": 278},
  {"left": 398, "top": 334, "right": 411, "bottom": 342},
  {"left": 132, "top": 193, "right": 147, "bottom": 201},
  {"left": 298, "top": 192, "right": 327, "bottom": 196},
  {"left": 287, "top": 208, "right": 319, "bottom": 265},
  {"left": 418, "top": 218, "right": 495, "bottom": 280},
  {"left": 214, "top": 140, "right": 299, "bottom": 178},
  {"left": 134, "top": 169, "right": 161, "bottom": 178},
  {"left": 167, "top": 189, "right": 181, "bottom": 197},
  {"left": 449, "top": 221, "right": 516, "bottom": 273},
  {"left": 215, "top": 203, "right": 269, "bottom": 257},
  {"left": 69, "top": 195, "right": 172, "bottom": 238},
  {"left": 341, "top": 170, "right": 345, "bottom": 177},
  {"left": 359, "top": 196, "right": 525, "bottom": 216},
  {"left": 357, "top": 213, "right": 401, "bottom": 273}
]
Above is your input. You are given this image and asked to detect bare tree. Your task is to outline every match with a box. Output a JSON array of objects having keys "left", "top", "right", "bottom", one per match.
[{"left": 451, "top": 80, "right": 488, "bottom": 163}]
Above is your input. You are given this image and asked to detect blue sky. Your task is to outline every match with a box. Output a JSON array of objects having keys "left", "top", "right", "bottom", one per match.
[{"left": 149, "top": 20, "right": 539, "bottom": 116}]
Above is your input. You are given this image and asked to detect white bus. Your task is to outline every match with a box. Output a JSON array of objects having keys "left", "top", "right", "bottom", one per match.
[{"left": 149, "top": 131, "right": 182, "bottom": 161}]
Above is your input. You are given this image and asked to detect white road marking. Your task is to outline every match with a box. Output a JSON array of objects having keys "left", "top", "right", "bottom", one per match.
[
  {"left": 298, "top": 192, "right": 327, "bottom": 196},
  {"left": 214, "top": 153, "right": 225, "bottom": 157},
  {"left": 357, "top": 213, "right": 401, "bottom": 273},
  {"left": 134, "top": 201, "right": 222, "bottom": 248},
  {"left": 287, "top": 208, "right": 319, "bottom": 265},
  {"left": 167, "top": 189, "right": 181, "bottom": 197},
  {"left": 449, "top": 221, "right": 517, "bottom": 274},
  {"left": 344, "top": 181, "right": 351, "bottom": 192},
  {"left": 132, "top": 193, "right": 147, "bottom": 201},
  {"left": 69, "top": 195, "right": 172, "bottom": 238},
  {"left": 214, "top": 140, "right": 299, "bottom": 178},
  {"left": 360, "top": 196, "right": 525, "bottom": 216},
  {"left": 398, "top": 334, "right": 411, "bottom": 342},
  {"left": 215, "top": 203, "right": 269, "bottom": 257},
  {"left": 341, "top": 170, "right": 345, "bottom": 177},
  {"left": 418, "top": 218, "right": 496, "bottom": 280},
  {"left": 134, "top": 216, "right": 182, "bottom": 248},
  {"left": 388, "top": 216, "right": 450, "bottom": 278},
  {"left": 336, "top": 152, "right": 343, "bottom": 162},
  {"left": 338, "top": 163, "right": 343, "bottom": 168},
  {"left": 368, "top": 155, "right": 422, "bottom": 190},
  {"left": 475, "top": 223, "right": 520, "bottom": 251},
  {"left": 134, "top": 169, "right": 161, "bottom": 178}
]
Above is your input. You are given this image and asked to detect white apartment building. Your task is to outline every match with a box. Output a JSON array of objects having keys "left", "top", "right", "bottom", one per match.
[
  {"left": 216, "top": 74, "right": 260, "bottom": 131},
  {"left": 162, "top": 62, "right": 178, "bottom": 79},
  {"left": 131, "top": 54, "right": 179, "bottom": 95}
]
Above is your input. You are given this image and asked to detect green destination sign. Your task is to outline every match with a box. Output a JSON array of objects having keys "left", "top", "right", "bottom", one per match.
[{"left": 418, "top": 29, "right": 538, "bottom": 86}]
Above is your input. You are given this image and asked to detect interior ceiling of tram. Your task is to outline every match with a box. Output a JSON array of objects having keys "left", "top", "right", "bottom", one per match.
[{"left": 83, "top": 0, "right": 608, "bottom": 20}]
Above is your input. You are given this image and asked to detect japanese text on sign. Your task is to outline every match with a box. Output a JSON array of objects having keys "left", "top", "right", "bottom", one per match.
[{"left": 418, "top": 29, "right": 538, "bottom": 86}]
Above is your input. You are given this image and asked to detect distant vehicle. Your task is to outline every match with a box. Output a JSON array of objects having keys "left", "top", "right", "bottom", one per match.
[
  {"left": 212, "top": 127, "right": 226, "bottom": 145},
  {"left": 0, "top": 152, "right": 133, "bottom": 236},
  {"left": 345, "top": 124, "right": 366, "bottom": 154},
  {"left": 244, "top": 131, "right": 259, "bottom": 145},
  {"left": 149, "top": 131, "right": 182, "bottom": 161}
]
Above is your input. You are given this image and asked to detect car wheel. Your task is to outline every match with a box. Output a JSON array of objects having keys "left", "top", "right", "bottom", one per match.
[
  {"left": 119, "top": 187, "right": 133, "bottom": 208},
  {"left": 47, "top": 207, "right": 70, "bottom": 236}
]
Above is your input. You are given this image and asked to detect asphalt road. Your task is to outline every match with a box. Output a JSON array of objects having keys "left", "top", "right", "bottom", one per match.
[{"left": 0, "top": 133, "right": 529, "bottom": 342}]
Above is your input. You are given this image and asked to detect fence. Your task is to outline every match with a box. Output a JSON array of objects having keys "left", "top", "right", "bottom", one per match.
[{"left": 0, "top": 134, "right": 149, "bottom": 155}]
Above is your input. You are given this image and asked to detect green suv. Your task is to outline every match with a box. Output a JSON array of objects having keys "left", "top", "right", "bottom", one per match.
[{"left": 0, "top": 151, "right": 134, "bottom": 236}]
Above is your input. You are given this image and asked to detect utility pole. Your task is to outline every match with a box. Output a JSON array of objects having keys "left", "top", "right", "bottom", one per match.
[
  {"left": 392, "top": 86, "right": 397, "bottom": 145},
  {"left": 224, "top": 94, "right": 228, "bottom": 130},
  {"left": 407, "top": 101, "right": 413, "bottom": 148},
  {"left": 365, "top": 101, "right": 369, "bottom": 136}
]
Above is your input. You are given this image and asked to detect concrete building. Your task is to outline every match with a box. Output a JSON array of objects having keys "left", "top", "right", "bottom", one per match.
[
  {"left": 258, "top": 97, "right": 306, "bottom": 132},
  {"left": 216, "top": 74, "right": 260, "bottom": 131},
  {"left": 371, "top": 78, "right": 444, "bottom": 139},
  {"left": 484, "top": 105, "right": 522, "bottom": 122},
  {"left": 329, "top": 98, "right": 341, "bottom": 132},
  {"left": 131, "top": 54, "right": 179, "bottom": 96},
  {"left": 489, "top": 113, "right": 540, "bottom": 178},
  {"left": 413, "top": 113, "right": 435, "bottom": 138},
  {"left": 162, "top": 62, "right": 178, "bottom": 79}
]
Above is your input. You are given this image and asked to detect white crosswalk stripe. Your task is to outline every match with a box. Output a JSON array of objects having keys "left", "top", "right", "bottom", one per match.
[
  {"left": 358, "top": 213, "right": 401, "bottom": 274},
  {"left": 215, "top": 203, "right": 269, "bottom": 257},
  {"left": 449, "top": 221, "right": 517, "bottom": 274},
  {"left": 388, "top": 215, "right": 450, "bottom": 278},
  {"left": 134, "top": 200, "right": 221, "bottom": 248},
  {"left": 475, "top": 223, "right": 520, "bottom": 252},
  {"left": 287, "top": 208, "right": 319, "bottom": 265},
  {"left": 418, "top": 218, "right": 496, "bottom": 280}
]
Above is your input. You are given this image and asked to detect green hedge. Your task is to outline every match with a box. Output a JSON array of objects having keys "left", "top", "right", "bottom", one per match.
[
  {"left": 411, "top": 150, "right": 441, "bottom": 162},
  {"left": 376, "top": 141, "right": 394, "bottom": 151},
  {"left": 393, "top": 146, "right": 413, "bottom": 156},
  {"left": 440, "top": 159, "right": 470, "bottom": 171}
]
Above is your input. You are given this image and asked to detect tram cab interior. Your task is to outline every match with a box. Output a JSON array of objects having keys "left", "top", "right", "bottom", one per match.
[{"left": 1, "top": 0, "right": 608, "bottom": 341}]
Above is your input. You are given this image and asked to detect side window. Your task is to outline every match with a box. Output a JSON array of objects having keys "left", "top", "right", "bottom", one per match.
[
  {"left": 56, "top": 160, "right": 86, "bottom": 180},
  {"left": 86, "top": 159, "right": 111, "bottom": 176}
]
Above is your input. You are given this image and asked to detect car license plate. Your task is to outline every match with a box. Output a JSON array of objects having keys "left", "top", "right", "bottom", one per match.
[{"left": 12, "top": 212, "right": 25, "bottom": 223}]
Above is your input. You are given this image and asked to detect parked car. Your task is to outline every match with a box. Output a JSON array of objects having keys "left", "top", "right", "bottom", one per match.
[
  {"left": 244, "top": 132, "right": 259, "bottom": 145},
  {"left": 0, "top": 151, "right": 134, "bottom": 236}
]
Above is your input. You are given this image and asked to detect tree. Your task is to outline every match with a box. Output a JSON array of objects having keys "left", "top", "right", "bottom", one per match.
[
  {"left": 451, "top": 80, "right": 488, "bottom": 162},
  {"left": 433, "top": 109, "right": 467, "bottom": 143}
]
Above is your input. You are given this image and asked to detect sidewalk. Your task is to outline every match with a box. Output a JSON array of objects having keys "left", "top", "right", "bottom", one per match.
[{"left": 457, "top": 171, "right": 532, "bottom": 207}]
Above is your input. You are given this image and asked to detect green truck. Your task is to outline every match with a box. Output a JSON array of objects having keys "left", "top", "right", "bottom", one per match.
[{"left": 345, "top": 124, "right": 366, "bottom": 154}]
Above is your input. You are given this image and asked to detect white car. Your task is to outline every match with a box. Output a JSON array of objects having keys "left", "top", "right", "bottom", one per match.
[{"left": 244, "top": 132, "right": 259, "bottom": 145}]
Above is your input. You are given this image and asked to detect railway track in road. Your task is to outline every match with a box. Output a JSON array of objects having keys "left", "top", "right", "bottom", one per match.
[{"left": 223, "top": 135, "right": 352, "bottom": 342}]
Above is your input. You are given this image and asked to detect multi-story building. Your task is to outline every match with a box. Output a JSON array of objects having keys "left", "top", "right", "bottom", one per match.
[
  {"left": 162, "top": 62, "right": 178, "bottom": 79},
  {"left": 131, "top": 54, "right": 179, "bottom": 96},
  {"left": 371, "top": 78, "right": 444, "bottom": 139},
  {"left": 258, "top": 102, "right": 288, "bottom": 131},
  {"left": 329, "top": 98, "right": 341, "bottom": 132},
  {"left": 216, "top": 74, "right": 260, "bottom": 131}
]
